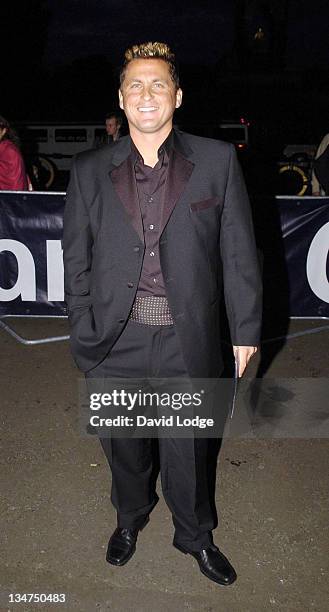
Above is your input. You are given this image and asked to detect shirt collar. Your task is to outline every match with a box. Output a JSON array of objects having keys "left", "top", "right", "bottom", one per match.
[{"left": 131, "top": 129, "right": 173, "bottom": 167}]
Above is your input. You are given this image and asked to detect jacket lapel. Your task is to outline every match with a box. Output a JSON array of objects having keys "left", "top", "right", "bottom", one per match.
[
  {"left": 108, "top": 137, "right": 144, "bottom": 244},
  {"left": 109, "top": 157, "right": 144, "bottom": 244},
  {"left": 160, "top": 146, "right": 194, "bottom": 235},
  {"left": 107, "top": 130, "right": 195, "bottom": 243}
]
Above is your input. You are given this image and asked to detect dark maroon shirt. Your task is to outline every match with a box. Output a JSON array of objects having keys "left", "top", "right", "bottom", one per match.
[{"left": 132, "top": 132, "right": 173, "bottom": 297}]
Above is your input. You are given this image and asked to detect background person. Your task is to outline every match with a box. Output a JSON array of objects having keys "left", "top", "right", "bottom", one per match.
[
  {"left": 0, "top": 115, "right": 30, "bottom": 190},
  {"left": 105, "top": 111, "right": 122, "bottom": 142},
  {"left": 94, "top": 111, "right": 123, "bottom": 148}
]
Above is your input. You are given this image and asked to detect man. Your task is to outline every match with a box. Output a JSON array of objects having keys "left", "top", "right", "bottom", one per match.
[
  {"left": 63, "top": 42, "right": 262, "bottom": 587},
  {"left": 105, "top": 111, "right": 122, "bottom": 142},
  {"left": 94, "top": 111, "right": 123, "bottom": 148}
]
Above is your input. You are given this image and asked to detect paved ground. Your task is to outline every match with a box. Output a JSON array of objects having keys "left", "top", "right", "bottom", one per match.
[{"left": 0, "top": 318, "right": 328, "bottom": 612}]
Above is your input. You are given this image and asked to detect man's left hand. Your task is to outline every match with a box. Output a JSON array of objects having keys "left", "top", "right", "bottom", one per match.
[{"left": 232, "top": 346, "right": 258, "bottom": 377}]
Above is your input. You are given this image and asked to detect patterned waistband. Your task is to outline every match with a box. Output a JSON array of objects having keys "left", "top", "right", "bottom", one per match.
[{"left": 129, "top": 296, "right": 174, "bottom": 326}]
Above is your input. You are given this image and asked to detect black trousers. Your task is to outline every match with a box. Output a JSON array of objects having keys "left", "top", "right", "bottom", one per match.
[{"left": 86, "top": 319, "right": 217, "bottom": 551}]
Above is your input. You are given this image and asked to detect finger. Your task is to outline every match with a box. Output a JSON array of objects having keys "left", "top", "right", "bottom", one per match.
[
  {"left": 237, "top": 351, "right": 253, "bottom": 376},
  {"left": 237, "top": 355, "right": 246, "bottom": 377},
  {"left": 239, "top": 360, "right": 247, "bottom": 377}
]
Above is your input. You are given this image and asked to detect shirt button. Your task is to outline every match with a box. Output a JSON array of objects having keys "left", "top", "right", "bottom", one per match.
[
  {"left": 149, "top": 224, "right": 154, "bottom": 230},
  {"left": 127, "top": 282, "right": 134, "bottom": 288},
  {"left": 149, "top": 251, "right": 155, "bottom": 257},
  {"left": 148, "top": 197, "right": 154, "bottom": 203},
  {"left": 153, "top": 278, "right": 157, "bottom": 284}
]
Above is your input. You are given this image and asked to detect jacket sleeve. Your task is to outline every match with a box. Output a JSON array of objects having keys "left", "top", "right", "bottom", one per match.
[
  {"left": 62, "top": 158, "right": 93, "bottom": 314},
  {"left": 220, "top": 144, "right": 262, "bottom": 346}
]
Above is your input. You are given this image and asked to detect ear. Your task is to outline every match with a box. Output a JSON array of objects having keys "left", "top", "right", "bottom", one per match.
[
  {"left": 175, "top": 88, "right": 183, "bottom": 109},
  {"left": 118, "top": 89, "right": 124, "bottom": 110}
]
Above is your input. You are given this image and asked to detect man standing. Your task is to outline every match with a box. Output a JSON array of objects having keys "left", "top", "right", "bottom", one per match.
[
  {"left": 104, "top": 111, "right": 122, "bottom": 143},
  {"left": 63, "top": 42, "right": 262, "bottom": 586},
  {"left": 94, "top": 111, "right": 123, "bottom": 148},
  {"left": 106, "top": 112, "right": 122, "bottom": 142}
]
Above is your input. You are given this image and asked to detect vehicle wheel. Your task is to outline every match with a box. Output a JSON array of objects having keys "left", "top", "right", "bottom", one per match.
[
  {"left": 278, "top": 164, "right": 309, "bottom": 196},
  {"left": 33, "top": 156, "right": 57, "bottom": 189}
]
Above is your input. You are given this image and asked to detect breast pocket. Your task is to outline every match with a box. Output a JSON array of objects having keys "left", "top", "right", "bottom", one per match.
[{"left": 190, "top": 196, "right": 221, "bottom": 212}]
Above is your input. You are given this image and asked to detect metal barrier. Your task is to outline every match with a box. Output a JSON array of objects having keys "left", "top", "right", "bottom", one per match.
[
  {"left": 0, "top": 314, "right": 69, "bottom": 345},
  {"left": 0, "top": 190, "right": 66, "bottom": 344}
]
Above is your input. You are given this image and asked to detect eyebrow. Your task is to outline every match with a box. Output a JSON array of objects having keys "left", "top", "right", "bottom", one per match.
[{"left": 128, "top": 78, "right": 168, "bottom": 84}]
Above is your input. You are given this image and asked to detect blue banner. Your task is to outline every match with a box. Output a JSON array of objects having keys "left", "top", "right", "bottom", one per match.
[
  {"left": 0, "top": 192, "right": 328, "bottom": 318},
  {"left": 278, "top": 197, "right": 329, "bottom": 317},
  {"left": 0, "top": 192, "right": 66, "bottom": 315}
]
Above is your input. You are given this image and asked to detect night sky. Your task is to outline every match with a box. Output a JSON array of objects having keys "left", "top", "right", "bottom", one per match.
[
  {"left": 44, "top": 0, "right": 329, "bottom": 70},
  {"left": 2, "top": 0, "right": 329, "bottom": 132},
  {"left": 44, "top": 0, "right": 233, "bottom": 67}
]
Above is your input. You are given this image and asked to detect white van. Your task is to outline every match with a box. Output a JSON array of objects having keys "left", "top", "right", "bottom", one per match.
[
  {"left": 17, "top": 119, "right": 250, "bottom": 167},
  {"left": 16, "top": 122, "right": 104, "bottom": 172},
  {"left": 14, "top": 120, "right": 249, "bottom": 188}
]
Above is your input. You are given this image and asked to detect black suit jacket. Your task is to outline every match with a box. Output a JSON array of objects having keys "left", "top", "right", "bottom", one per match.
[{"left": 63, "top": 129, "right": 262, "bottom": 376}]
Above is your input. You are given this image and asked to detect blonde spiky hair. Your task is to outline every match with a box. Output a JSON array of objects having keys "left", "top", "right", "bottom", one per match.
[{"left": 120, "top": 42, "right": 179, "bottom": 89}]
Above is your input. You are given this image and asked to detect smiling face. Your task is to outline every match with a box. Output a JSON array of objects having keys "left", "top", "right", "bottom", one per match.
[{"left": 118, "top": 58, "right": 182, "bottom": 139}]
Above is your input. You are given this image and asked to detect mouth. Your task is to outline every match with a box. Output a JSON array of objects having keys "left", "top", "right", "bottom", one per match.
[{"left": 137, "top": 106, "right": 159, "bottom": 113}]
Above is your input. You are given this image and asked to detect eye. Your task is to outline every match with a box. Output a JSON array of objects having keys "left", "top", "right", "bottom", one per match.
[{"left": 153, "top": 82, "right": 165, "bottom": 88}]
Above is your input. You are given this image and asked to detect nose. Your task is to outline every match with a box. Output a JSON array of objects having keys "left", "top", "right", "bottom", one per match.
[{"left": 141, "top": 85, "right": 153, "bottom": 100}]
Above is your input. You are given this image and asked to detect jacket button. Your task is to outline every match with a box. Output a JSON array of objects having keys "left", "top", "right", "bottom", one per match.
[
  {"left": 127, "top": 282, "right": 134, "bottom": 288},
  {"left": 118, "top": 318, "right": 125, "bottom": 323},
  {"left": 133, "top": 246, "right": 140, "bottom": 252}
]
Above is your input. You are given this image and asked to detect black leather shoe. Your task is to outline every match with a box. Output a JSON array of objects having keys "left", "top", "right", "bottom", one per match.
[
  {"left": 174, "top": 542, "right": 237, "bottom": 586},
  {"left": 106, "top": 516, "right": 149, "bottom": 566}
]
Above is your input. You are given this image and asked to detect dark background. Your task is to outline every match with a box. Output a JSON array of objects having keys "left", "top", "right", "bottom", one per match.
[{"left": 2, "top": 0, "right": 329, "bottom": 145}]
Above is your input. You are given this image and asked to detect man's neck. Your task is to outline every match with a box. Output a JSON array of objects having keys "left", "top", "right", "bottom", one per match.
[{"left": 130, "top": 125, "right": 172, "bottom": 167}]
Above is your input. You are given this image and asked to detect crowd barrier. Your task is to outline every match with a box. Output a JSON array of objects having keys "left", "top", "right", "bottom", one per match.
[{"left": 0, "top": 191, "right": 328, "bottom": 345}]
